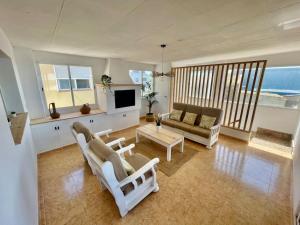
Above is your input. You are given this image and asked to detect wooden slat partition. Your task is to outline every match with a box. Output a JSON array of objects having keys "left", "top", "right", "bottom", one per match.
[{"left": 171, "top": 60, "right": 267, "bottom": 133}]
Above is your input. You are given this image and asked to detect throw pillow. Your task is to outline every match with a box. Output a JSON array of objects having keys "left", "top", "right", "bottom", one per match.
[
  {"left": 182, "top": 112, "right": 198, "bottom": 125},
  {"left": 120, "top": 158, "right": 136, "bottom": 175},
  {"left": 199, "top": 115, "right": 216, "bottom": 129},
  {"left": 169, "top": 110, "right": 183, "bottom": 121}
]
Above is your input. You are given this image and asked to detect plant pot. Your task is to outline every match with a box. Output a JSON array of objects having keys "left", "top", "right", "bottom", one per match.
[
  {"left": 146, "top": 113, "right": 155, "bottom": 122},
  {"left": 156, "top": 125, "right": 161, "bottom": 132}
]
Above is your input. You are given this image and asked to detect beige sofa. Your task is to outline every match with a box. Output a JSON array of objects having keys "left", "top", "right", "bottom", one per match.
[{"left": 161, "top": 103, "right": 223, "bottom": 149}]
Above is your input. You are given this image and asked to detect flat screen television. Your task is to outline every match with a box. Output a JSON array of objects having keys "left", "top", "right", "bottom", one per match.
[{"left": 114, "top": 89, "right": 135, "bottom": 108}]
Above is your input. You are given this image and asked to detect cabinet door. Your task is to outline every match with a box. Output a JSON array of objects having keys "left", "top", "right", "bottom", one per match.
[
  {"left": 31, "top": 122, "right": 61, "bottom": 153},
  {"left": 57, "top": 120, "right": 76, "bottom": 147},
  {"left": 90, "top": 114, "right": 109, "bottom": 133},
  {"left": 110, "top": 110, "right": 139, "bottom": 131}
]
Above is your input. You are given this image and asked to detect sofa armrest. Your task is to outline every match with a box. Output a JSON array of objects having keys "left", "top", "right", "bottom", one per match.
[
  {"left": 210, "top": 124, "right": 220, "bottom": 136},
  {"left": 94, "top": 129, "right": 113, "bottom": 137},
  {"left": 161, "top": 113, "right": 170, "bottom": 120},
  {"left": 119, "top": 158, "right": 159, "bottom": 188}
]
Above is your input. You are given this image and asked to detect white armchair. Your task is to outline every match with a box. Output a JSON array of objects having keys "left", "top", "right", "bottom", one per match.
[
  {"left": 88, "top": 142, "right": 160, "bottom": 217},
  {"left": 72, "top": 127, "right": 125, "bottom": 174}
]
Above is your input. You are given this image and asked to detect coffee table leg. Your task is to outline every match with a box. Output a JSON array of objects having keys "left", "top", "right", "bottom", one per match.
[
  {"left": 167, "top": 146, "right": 171, "bottom": 162},
  {"left": 136, "top": 132, "right": 140, "bottom": 143},
  {"left": 180, "top": 138, "right": 184, "bottom": 153}
]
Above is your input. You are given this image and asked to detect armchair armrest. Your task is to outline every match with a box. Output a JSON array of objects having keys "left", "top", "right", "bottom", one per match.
[
  {"left": 94, "top": 129, "right": 112, "bottom": 137},
  {"left": 106, "top": 137, "right": 125, "bottom": 147},
  {"left": 116, "top": 144, "right": 135, "bottom": 156},
  {"left": 161, "top": 113, "right": 170, "bottom": 120},
  {"left": 119, "top": 158, "right": 159, "bottom": 188}
]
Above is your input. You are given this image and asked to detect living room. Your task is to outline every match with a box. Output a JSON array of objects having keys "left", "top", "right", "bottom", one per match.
[{"left": 0, "top": 1, "right": 300, "bottom": 225}]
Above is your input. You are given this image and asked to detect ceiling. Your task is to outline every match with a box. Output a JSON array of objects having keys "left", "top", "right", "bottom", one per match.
[{"left": 0, "top": 0, "right": 300, "bottom": 63}]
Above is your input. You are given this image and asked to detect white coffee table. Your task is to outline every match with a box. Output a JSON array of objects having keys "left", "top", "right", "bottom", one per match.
[{"left": 136, "top": 124, "right": 184, "bottom": 162}]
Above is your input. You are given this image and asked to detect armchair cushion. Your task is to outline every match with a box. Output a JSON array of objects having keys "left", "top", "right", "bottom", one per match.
[
  {"left": 89, "top": 139, "right": 128, "bottom": 181},
  {"left": 73, "top": 122, "right": 94, "bottom": 142},
  {"left": 121, "top": 153, "right": 153, "bottom": 195}
]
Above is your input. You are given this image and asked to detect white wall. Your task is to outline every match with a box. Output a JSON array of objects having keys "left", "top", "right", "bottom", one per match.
[
  {"left": 107, "top": 58, "right": 155, "bottom": 83},
  {"left": 15, "top": 50, "right": 155, "bottom": 119},
  {"left": 0, "top": 57, "right": 24, "bottom": 113},
  {"left": 293, "top": 120, "right": 300, "bottom": 224},
  {"left": 253, "top": 106, "right": 300, "bottom": 136},
  {"left": 0, "top": 28, "right": 38, "bottom": 225}
]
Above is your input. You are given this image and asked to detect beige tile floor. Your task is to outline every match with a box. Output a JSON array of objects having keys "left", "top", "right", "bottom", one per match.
[{"left": 38, "top": 121, "right": 293, "bottom": 225}]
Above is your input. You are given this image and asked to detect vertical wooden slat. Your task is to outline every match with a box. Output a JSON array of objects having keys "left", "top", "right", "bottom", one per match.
[
  {"left": 197, "top": 66, "right": 203, "bottom": 106},
  {"left": 201, "top": 66, "right": 206, "bottom": 107},
  {"left": 228, "top": 63, "right": 240, "bottom": 126},
  {"left": 193, "top": 66, "right": 199, "bottom": 105},
  {"left": 212, "top": 65, "right": 219, "bottom": 108},
  {"left": 185, "top": 67, "right": 191, "bottom": 104},
  {"left": 239, "top": 62, "right": 253, "bottom": 129},
  {"left": 205, "top": 66, "right": 210, "bottom": 107},
  {"left": 190, "top": 67, "right": 195, "bottom": 105},
  {"left": 224, "top": 64, "right": 235, "bottom": 126},
  {"left": 208, "top": 65, "right": 215, "bottom": 107},
  {"left": 180, "top": 67, "right": 185, "bottom": 103},
  {"left": 217, "top": 65, "right": 224, "bottom": 108},
  {"left": 244, "top": 62, "right": 260, "bottom": 130},
  {"left": 221, "top": 64, "right": 230, "bottom": 109},
  {"left": 249, "top": 61, "right": 267, "bottom": 131},
  {"left": 233, "top": 63, "right": 246, "bottom": 128}
]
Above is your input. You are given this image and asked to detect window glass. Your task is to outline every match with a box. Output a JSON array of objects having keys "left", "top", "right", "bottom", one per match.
[
  {"left": 258, "top": 67, "right": 300, "bottom": 109},
  {"left": 39, "top": 64, "right": 95, "bottom": 108},
  {"left": 39, "top": 64, "right": 73, "bottom": 108},
  {"left": 76, "top": 79, "right": 90, "bottom": 89},
  {"left": 129, "top": 70, "right": 154, "bottom": 96},
  {"left": 58, "top": 79, "right": 71, "bottom": 90},
  {"left": 70, "top": 66, "right": 95, "bottom": 106}
]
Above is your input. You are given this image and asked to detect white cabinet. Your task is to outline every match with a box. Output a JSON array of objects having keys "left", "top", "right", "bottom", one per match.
[
  {"left": 31, "top": 110, "right": 140, "bottom": 153},
  {"left": 110, "top": 110, "right": 139, "bottom": 131},
  {"left": 31, "top": 122, "right": 66, "bottom": 152}
]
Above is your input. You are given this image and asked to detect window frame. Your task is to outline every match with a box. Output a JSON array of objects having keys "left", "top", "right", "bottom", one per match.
[
  {"left": 129, "top": 70, "right": 154, "bottom": 97},
  {"left": 37, "top": 63, "right": 97, "bottom": 115}
]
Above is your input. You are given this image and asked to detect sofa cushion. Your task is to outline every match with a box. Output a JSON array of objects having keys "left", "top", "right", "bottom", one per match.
[
  {"left": 199, "top": 115, "right": 216, "bottom": 129},
  {"left": 169, "top": 109, "right": 183, "bottom": 121},
  {"left": 182, "top": 112, "right": 197, "bottom": 125},
  {"left": 89, "top": 139, "right": 128, "bottom": 182},
  {"left": 162, "top": 119, "right": 210, "bottom": 138},
  {"left": 185, "top": 105, "right": 202, "bottom": 125},
  {"left": 173, "top": 103, "right": 187, "bottom": 121},
  {"left": 188, "top": 126, "right": 211, "bottom": 138},
  {"left": 73, "top": 122, "right": 94, "bottom": 142},
  {"left": 201, "top": 107, "right": 223, "bottom": 125}
]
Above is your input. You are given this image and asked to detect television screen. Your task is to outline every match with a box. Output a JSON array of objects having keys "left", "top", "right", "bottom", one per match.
[{"left": 114, "top": 89, "right": 135, "bottom": 108}]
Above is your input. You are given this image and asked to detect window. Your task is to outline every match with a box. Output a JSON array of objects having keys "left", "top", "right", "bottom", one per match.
[
  {"left": 39, "top": 64, "right": 95, "bottom": 109},
  {"left": 258, "top": 66, "right": 300, "bottom": 109},
  {"left": 129, "top": 70, "right": 153, "bottom": 96}
]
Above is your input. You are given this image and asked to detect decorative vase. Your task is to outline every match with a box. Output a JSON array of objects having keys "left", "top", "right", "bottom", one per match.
[
  {"left": 49, "top": 103, "right": 60, "bottom": 119},
  {"left": 156, "top": 125, "right": 161, "bottom": 132},
  {"left": 80, "top": 104, "right": 91, "bottom": 114}
]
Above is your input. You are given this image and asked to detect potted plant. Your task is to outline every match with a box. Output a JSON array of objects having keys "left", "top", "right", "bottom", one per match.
[
  {"left": 155, "top": 113, "right": 162, "bottom": 131},
  {"left": 145, "top": 92, "right": 158, "bottom": 122},
  {"left": 100, "top": 74, "right": 112, "bottom": 91}
]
